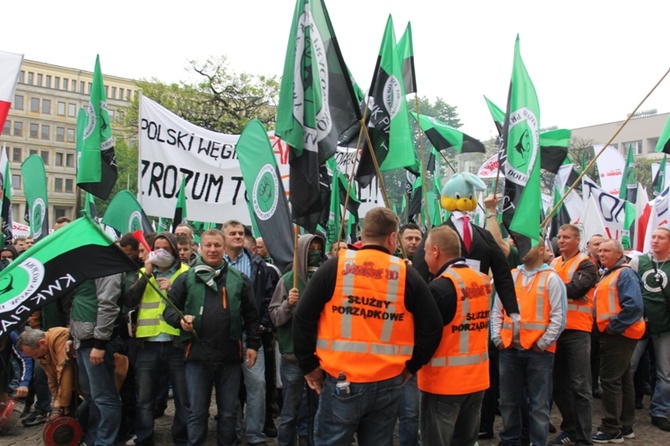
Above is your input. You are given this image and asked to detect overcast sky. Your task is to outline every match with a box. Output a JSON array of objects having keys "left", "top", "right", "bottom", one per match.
[{"left": 5, "top": 0, "right": 669, "bottom": 141}]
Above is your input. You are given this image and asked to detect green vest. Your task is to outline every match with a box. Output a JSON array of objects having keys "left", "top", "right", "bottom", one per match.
[
  {"left": 136, "top": 264, "right": 190, "bottom": 339},
  {"left": 70, "top": 280, "right": 98, "bottom": 323},
  {"left": 638, "top": 255, "right": 670, "bottom": 334},
  {"left": 182, "top": 265, "right": 244, "bottom": 342},
  {"left": 276, "top": 272, "right": 306, "bottom": 355}
]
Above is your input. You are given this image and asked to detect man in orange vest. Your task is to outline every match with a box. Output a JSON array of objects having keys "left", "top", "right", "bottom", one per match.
[
  {"left": 418, "top": 226, "right": 492, "bottom": 446},
  {"left": 591, "top": 239, "right": 645, "bottom": 444},
  {"left": 293, "top": 207, "right": 443, "bottom": 446},
  {"left": 549, "top": 224, "right": 598, "bottom": 446},
  {"left": 491, "top": 242, "right": 566, "bottom": 446}
]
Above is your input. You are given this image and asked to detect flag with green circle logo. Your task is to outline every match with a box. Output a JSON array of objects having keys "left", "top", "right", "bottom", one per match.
[
  {"left": 102, "top": 190, "right": 153, "bottom": 236},
  {"left": 0, "top": 216, "right": 138, "bottom": 340},
  {"left": 20, "top": 154, "right": 49, "bottom": 242}
]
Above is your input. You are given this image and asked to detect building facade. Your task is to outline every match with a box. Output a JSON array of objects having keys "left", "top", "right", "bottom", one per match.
[{"left": 0, "top": 58, "right": 136, "bottom": 228}]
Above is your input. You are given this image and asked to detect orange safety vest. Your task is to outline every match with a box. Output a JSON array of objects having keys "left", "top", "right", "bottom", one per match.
[
  {"left": 316, "top": 248, "right": 414, "bottom": 383},
  {"left": 594, "top": 266, "right": 646, "bottom": 340},
  {"left": 551, "top": 253, "right": 594, "bottom": 332},
  {"left": 501, "top": 269, "right": 558, "bottom": 353},
  {"left": 418, "top": 266, "right": 492, "bottom": 395}
]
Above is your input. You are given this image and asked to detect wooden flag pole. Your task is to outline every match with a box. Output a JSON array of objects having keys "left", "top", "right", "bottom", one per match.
[
  {"left": 292, "top": 225, "right": 300, "bottom": 290},
  {"left": 540, "top": 66, "right": 670, "bottom": 229}
]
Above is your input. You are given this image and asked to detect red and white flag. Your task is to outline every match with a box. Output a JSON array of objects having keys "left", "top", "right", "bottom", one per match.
[{"left": 0, "top": 50, "right": 24, "bottom": 135}]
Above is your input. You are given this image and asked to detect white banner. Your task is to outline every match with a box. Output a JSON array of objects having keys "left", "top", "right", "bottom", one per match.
[
  {"left": 582, "top": 177, "right": 626, "bottom": 241},
  {"left": 592, "top": 144, "right": 625, "bottom": 196},
  {"left": 477, "top": 153, "right": 501, "bottom": 179},
  {"left": 138, "top": 96, "right": 289, "bottom": 224}
]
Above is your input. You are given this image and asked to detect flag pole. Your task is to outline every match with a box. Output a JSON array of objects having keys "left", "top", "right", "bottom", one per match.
[
  {"left": 138, "top": 270, "right": 198, "bottom": 338},
  {"left": 413, "top": 95, "right": 431, "bottom": 228},
  {"left": 292, "top": 225, "right": 299, "bottom": 290},
  {"left": 540, "top": 65, "right": 670, "bottom": 229}
]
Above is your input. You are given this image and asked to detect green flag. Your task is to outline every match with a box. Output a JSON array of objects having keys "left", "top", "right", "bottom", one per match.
[
  {"left": 656, "top": 114, "right": 670, "bottom": 153},
  {"left": 276, "top": 0, "right": 361, "bottom": 232},
  {"left": 621, "top": 201, "right": 636, "bottom": 250},
  {"left": 21, "top": 154, "right": 49, "bottom": 242},
  {"left": 83, "top": 192, "right": 99, "bottom": 221},
  {"left": 653, "top": 154, "right": 667, "bottom": 196},
  {"left": 327, "top": 158, "right": 342, "bottom": 248},
  {"left": 502, "top": 35, "right": 541, "bottom": 257},
  {"left": 157, "top": 217, "right": 170, "bottom": 233},
  {"left": 76, "top": 55, "right": 117, "bottom": 200},
  {"left": 396, "top": 21, "right": 416, "bottom": 95},
  {"left": 484, "top": 95, "right": 506, "bottom": 136},
  {"left": 410, "top": 112, "right": 485, "bottom": 153},
  {"left": 172, "top": 176, "right": 188, "bottom": 232},
  {"left": 0, "top": 145, "right": 13, "bottom": 245},
  {"left": 102, "top": 190, "right": 153, "bottom": 235},
  {"left": 0, "top": 216, "right": 138, "bottom": 339},
  {"left": 356, "top": 15, "right": 415, "bottom": 187},
  {"left": 236, "top": 120, "right": 294, "bottom": 271},
  {"left": 619, "top": 145, "right": 637, "bottom": 203}
]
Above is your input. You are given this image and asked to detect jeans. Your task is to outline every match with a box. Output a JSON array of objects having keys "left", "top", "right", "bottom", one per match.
[
  {"left": 552, "top": 330, "right": 593, "bottom": 445},
  {"left": 32, "top": 362, "right": 52, "bottom": 414},
  {"left": 185, "top": 361, "right": 240, "bottom": 446},
  {"left": 135, "top": 342, "right": 189, "bottom": 446},
  {"left": 238, "top": 344, "right": 266, "bottom": 443},
  {"left": 314, "top": 373, "right": 403, "bottom": 446},
  {"left": 278, "top": 359, "right": 306, "bottom": 446},
  {"left": 77, "top": 346, "right": 122, "bottom": 446},
  {"left": 648, "top": 333, "right": 670, "bottom": 419},
  {"left": 420, "top": 390, "right": 484, "bottom": 446},
  {"left": 479, "top": 342, "right": 499, "bottom": 434},
  {"left": 499, "top": 348, "right": 555, "bottom": 446},
  {"left": 398, "top": 375, "right": 419, "bottom": 446},
  {"left": 598, "top": 333, "right": 637, "bottom": 434}
]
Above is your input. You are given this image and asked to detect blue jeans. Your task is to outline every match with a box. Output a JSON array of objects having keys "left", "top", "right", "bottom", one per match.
[
  {"left": 398, "top": 375, "right": 419, "bottom": 446},
  {"left": 135, "top": 342, "right": 189, "bottom": 446},
  {"left": 314, "top": 373, "right": 403, "bottom": 446},
  {"left": 552, "top": 330, "right": 592, "bottom": 445},
  {"left": 420, "top": 390, "right": 484, "bottom": 446},
  {"left": 33, "top": 362, "right": 52, "bottom": 414},
  {"left": 185, "top": 361, "right": 240, "bottom": 446},
  {"left": 237, "top": 344, "right": 266, "bottom": 443},
  {"left": 648, "top": 333, "right": 670, "bottom": 419},
  {"left": 77, "top": 346, "right": 122, "bottom": 446},
  {"left": 499, "top": 348, "right": 554, "bottom": 446},
  {"left": 278, "top": 359, "right": 306, "bottom": 446}
]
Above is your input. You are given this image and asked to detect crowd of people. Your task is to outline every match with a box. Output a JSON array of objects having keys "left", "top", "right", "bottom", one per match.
[{"left": 0, "top": 200, "right": 669, "bottom": 446}]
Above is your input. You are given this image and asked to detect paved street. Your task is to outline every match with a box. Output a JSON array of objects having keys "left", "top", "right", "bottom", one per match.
[{"left": 1, "top": 394, "right": 669, "bottom": 445}]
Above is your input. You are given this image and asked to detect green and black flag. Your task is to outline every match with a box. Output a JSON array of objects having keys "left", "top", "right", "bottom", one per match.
[
  {"left": 502, "top": 35, "right": 541, "bottom": 258},
  {"left": 0, "top": 145, "right": 12, "bottom": 245},
  {"left": 171, "top": 176, "right": 188, "bottom": 232},
  {"left": 236, "top": 120, "right": 293, "bottom": 272},
  {"left": 276, "top": 0, "right": 361, "bottom": 232},
  {"left": 102, "top": 190, "right": 153, "bottom": 236},
  {"left": 657, "top": 114, "right": 670, "bottom": 154},
  {"left": 620, "top": 145, "right": 638, "bottom": 204},
  {"left": 396, "top": 21, "right": 416, "bottom": 95},
  {"left": 0, "top": 216, "right": 138, "bottom": 339},
  {"left": 653, "top": 154, "right": 667, "bottom": 196},
  {"left": 21, "top": 155, "right": 49, "bottom": 242},
  {"left": 76, "top": 55, "right": 117, "bottom": 200},
  {"left": 355, "top": 15, "right": 415, "bottom": 187},
  {"left": 410, "top": 112, "right": 486, "bottom": 154}
]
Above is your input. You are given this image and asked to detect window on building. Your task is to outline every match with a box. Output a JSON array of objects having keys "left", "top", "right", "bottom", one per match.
[
  {"left": 54, "top": 76, "right": 60, "bottom": 90},
  {"left": 80, "top": 82, "right": 85, "bottom": 94},
  {"left": 108, "top": 110, "right": 114, "bottom": 122},
  {"left": 29, "top": 149, "right": 37, "bottom": 157},
  {"left": 12, "top": 174, "right": 21, "bottom": 189},
  {"left": 56, "top": 127, "right": 65, "bottom": 142},
  {"left": 105, "top": 85, "right": 109, "bottom": 98},
  {"left": 36, "top": 73, "right": 43, "bottom": 87},
  {"left": 65, "top": 178, "right": 74, "bottom": 193},
  {"left": 30, "top": 98, "right": 40, "bottom": 112},
  {"left": 2, "top": 120, "right": 9, "bottom": 135},
  {"left": 27, "top": 72, "right": 34, "bottom": 85},
  {"left": 111, "top": 86, "right": 117, "bottom": 99},
  {"left": 12, "top": 147, "right": 21, "bottom": 163},
  {"left": 623, "top": 140, "right": 644, "bottom": 155},
  {"left": 66, "top": 153, "right": 74, "bottom": 167},
  {"left": 54, "top": 207, "right": 70, "bottom": 219},
  {"left": 57, "top": 101, "right": 65, "bottom": 115},
  {"left": 41, "top": 150, "right": 49, "bottom": 165},
  {"left": 71, "top": 80, "right": 77, "bottom": 92},
  {"left": 30, "top": 123, "right": 39, "bottom": 138},
  {"left": 67, "top": 128, "right": 75, "bottom": 142},
  {"left": 18, "top": 71, "right": 24, "bottom": 84},
  {"left": 119, "top": 88, "right": 124, "bottom": 100},
  {"left": 13, "top": 121, "right": 22, "bottom": 136},
  {"left": 88, "top": 82, "right": 92, "bottom": 94},
  {"left": 54, "top": 177, "right": 63, "bottom": 192},
  {"left": 42, "top": 99, "right": 51, "bottom": 114},
  {"left": 55, "top": 152, "right": 64, "bottom": 166},
  {"left": 126, "top": 89, "right": 132, "bottom": 100},
  {"left": 68, "top": 103, "right": 76, "bottom": 117},
  {"left": 14, "top": 95, "right": 23, "bottom": 110},
  {"left": 45, "top": 75, "right": 52, "bottom": 88},
  {"left": 41, "top": 125, "right": 50, "bottom": 140},
  {"left": 63, "top": 78, "right": 68, "bottom": 90}
]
